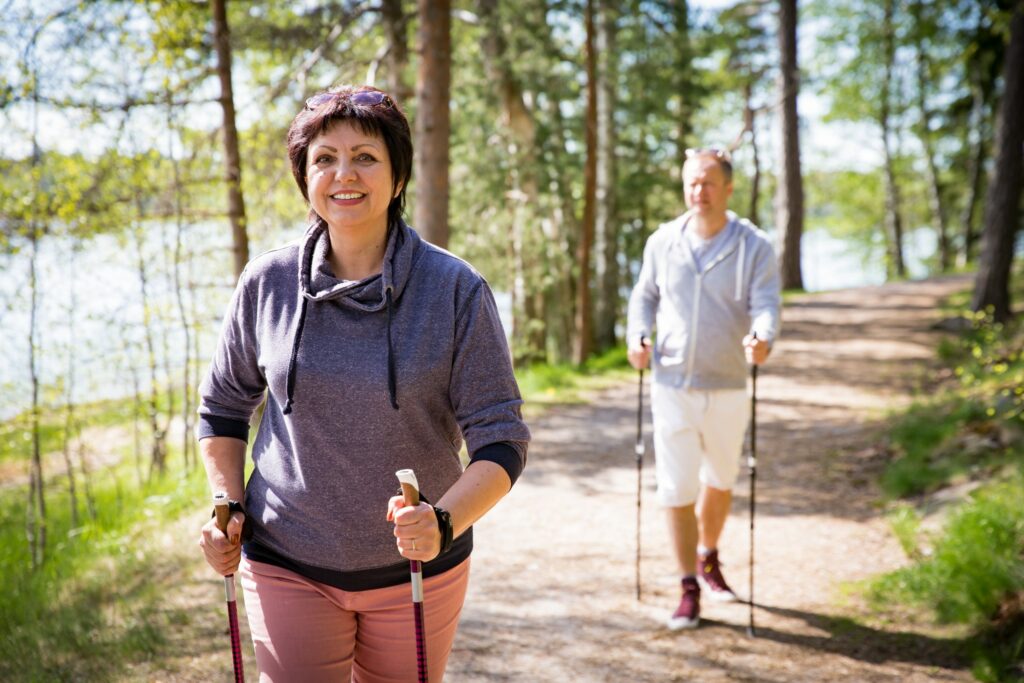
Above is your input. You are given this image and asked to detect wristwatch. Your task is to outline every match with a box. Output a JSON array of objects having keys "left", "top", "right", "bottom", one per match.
[{"left": 433, "top": 505, "right": 454, "bottom": 555}]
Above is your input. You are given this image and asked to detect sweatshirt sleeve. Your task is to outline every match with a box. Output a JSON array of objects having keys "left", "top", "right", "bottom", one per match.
[
  {"left": 626, "top": 232, "right": 660, "bottom": 345},
  {"left": 748, "top": 235, "right": 782, "bottom": 345},
  {"left": 196, "top": 270, "right": 268, "bottom": 441},
  {"left": 449, "top": 280, "right": 530, "bottom": 480}
]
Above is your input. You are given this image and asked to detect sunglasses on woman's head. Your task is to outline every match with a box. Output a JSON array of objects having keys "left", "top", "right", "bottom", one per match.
[{"left": 304, "top": 90, "right": 394, "bottom": 111}]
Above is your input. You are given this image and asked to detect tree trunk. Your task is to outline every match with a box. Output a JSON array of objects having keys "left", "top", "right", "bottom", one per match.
[
  {"left": 62, "top": 239, "right": 80, "bottom": 529},
  {"left": 381, "top": 0, "right": 412, "bottom": 106},
  {"left": 913, "top": 0, "right": 950, "bottom": 272},
  {"left": 542, "top": 87, "right": 579, "bottom": 365},
  {"left": 26, "top": 228, "right": 46, "bottom": 569},
  {"left": 413, "top": 0, "right": 451, "bottom": 247},
  {"left": 959, "top": 55, "right": 987, "bottom": 267},
  {"left": 168, "top": 95, "right": 194, "bottom": 470},
  {"left": 744, "top": 82, "right": 762, "bottom": 227},
  {"left": 132, "top": 220, "right": 168, "bottom": 478},
  {"left": 211, "top": 0, "right": 249, "bottom": 280},
  {"left": 478, "top": 0, "right": 544, "bottom": 364},
  {"left": 77, "top": 439, "right": 97, "bottom": 521},
  {"left": 880, "top": 0, "right": 905, "bottom": 279},
  {"left": 575, "top": 0, "right": 598, "bottom": 365},
  {"left": 972, "top": 3, "right": 1024, "bottom": 322},
  {"left": 593, "top": 0, "right": 619, "bottom": 352},
  {"left": 775, "top": 0, "right": 804, "bottom": 290},
  {"left": 672, "top": 1, "right": 694, "bottom": 169}
]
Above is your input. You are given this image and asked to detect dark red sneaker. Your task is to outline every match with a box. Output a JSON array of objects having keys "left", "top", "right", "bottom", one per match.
[
  {"left": 667, "top": 577, "right": 700, "bottom": 630},
  {"left": 698, "top": 549, "right": 738, "bottom": 602}
]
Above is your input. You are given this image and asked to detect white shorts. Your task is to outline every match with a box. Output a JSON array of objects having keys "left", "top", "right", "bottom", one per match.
[{"left": 650, "top": 384, "right": 750, "bottom": 507}]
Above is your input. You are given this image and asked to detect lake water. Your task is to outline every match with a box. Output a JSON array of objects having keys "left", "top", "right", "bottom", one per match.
[{"left": 0, "top": 226, "right": 946, "bottom": 422}]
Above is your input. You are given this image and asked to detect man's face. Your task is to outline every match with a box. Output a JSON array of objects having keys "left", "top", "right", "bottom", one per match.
[{"left": 682, "top": 157, "right": 733, "bottom": 219}]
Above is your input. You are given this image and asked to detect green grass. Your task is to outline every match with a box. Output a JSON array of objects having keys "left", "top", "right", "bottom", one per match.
[
  {"left": 881, "top": 307, "right": 1024, "bottom": 499},
  {"left": 0, "top": 396, "right": 156, "bottom": 465},
  {"left": 0, "top": 347, "right": 631, "bottom": 680},
  {"left": 868, "top": 470, "right": 1024, "bottom": 682},
  {"left": 0, "top": 400, "right": 209, "bottom": 682},
  {"left": 880, "top": 395, "right": 1008, "bottom": 498},
  {"left": 516, "top": 345, "right": 633, "bottom": 416},
  {"left": 869, "top": 281, "right": 1024, "bottom": 682}
]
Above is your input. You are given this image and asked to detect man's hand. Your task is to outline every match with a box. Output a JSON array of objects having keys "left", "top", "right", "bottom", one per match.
[
  {"left": 743, "top": 334, "right": 770, "bottom": 365},
  {"left": 628, "top": 337, "right": 652, "bottom": 370}
]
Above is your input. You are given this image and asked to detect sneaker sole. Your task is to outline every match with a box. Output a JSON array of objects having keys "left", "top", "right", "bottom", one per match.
[
  {"left": 667, "top": 615, "right": 700, "bottom": 630},
  {"left": 697, "top": 576, "right": 738, "bottom": 602}
]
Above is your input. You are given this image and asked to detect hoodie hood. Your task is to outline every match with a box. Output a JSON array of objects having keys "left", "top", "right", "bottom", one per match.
[
  {"left": 283, "top": 220, "right": 423, "bottom": 414},
  {"left": 298, "top": 220, "right": 419, "bottom": 310}
]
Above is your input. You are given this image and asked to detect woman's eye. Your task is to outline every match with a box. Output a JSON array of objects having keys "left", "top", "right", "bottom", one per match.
[
  {"left": 356, "top": 153, "right": 377, "bottom": 162},
  {"left": 315, "top": 154, "right": 333, "bottom": 164}
]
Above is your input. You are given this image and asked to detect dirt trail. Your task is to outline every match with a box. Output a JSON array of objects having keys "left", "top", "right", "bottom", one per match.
[
  {"left": 447, "top": 275, "right": 975, "bottom": 682},
  {"left": 132, "top": 276, "right": 976, "bottom": 682}
]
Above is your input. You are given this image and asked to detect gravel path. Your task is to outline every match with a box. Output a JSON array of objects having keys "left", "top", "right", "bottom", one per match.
[
  {"left": 133, "top": 276, "right": 976, "bottom": 682},
  {"left": 447, "top": 276, "right": 975, "bottom": 682}
]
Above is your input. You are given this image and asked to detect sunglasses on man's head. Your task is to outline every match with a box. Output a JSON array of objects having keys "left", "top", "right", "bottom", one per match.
[
  {"left": 304, "top": 90, "right": 394, "bottom": 111},
  {"left": 685, "top": 147, "right": 732, "bottom": 162}
]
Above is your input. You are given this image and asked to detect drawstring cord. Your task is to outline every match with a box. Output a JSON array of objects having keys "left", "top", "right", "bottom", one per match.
[
  {"left": 282, "top": 295, "right": 309, "bottom": 415},
  {"left": 282, "top": 289, "right": 399, "bottom": 414},
  {"left": 735, "top": 234, "right": 746, "bottom": 301},
  {"left": 385, "top": 287, "right": 399, "bottom": 409}
]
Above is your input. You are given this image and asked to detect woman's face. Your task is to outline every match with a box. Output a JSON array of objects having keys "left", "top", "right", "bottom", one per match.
[{"left": 305, "top": 120, "right": 398, "bottom": 237}]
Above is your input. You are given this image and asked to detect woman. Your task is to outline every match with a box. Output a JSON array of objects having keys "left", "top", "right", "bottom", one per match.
[{"left": 197, "top": 85, "right": 530, "bottom": 682}]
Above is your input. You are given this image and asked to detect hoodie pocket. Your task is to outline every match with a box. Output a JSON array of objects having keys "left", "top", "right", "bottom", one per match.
[{"left": 656, "top": 330, "right": 687, "bottom": 367}]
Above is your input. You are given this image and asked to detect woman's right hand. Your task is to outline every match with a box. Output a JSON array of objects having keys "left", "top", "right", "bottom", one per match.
[{"left": 198, "top": 513, "right": 245, "bottom": 576}]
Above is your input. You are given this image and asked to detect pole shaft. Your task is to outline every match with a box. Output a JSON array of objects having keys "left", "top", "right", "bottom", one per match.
[
  {"left": 398, "top": 472, "right": 429, "bottom": 683},
  {"left": 748, "top": 364, "right": 757, "bottom": 637},
  {"left": 635, "top": 366, "right": 644, "bottom": 601},
  {"left": 214, "top": 492, "right": 245, "bottom": 682}
]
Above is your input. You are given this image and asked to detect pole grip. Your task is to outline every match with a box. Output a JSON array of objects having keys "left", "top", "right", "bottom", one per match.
[
  {"left": 213, "top": 491, "right": 231, "bottom": 534},
  {"left": 396, "top": 469, "right": 420, "bottom": 507}
]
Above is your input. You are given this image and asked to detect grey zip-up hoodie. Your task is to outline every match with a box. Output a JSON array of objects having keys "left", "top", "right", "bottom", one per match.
[
  {"left": 198, "top": 221, "right": 529, "bottom": 575},
  {"left": 626, "top": 210, "right": 781, "bottom": 390}
]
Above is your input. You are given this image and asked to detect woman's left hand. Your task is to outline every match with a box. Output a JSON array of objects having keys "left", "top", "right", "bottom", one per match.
[{"left": 387, "top": 497, "right": 441, "bottom": 561}]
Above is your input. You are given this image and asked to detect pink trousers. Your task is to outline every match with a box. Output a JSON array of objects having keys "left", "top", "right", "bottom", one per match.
[{"left": 239, "top": 557, "right": 470, "bottom": 683}]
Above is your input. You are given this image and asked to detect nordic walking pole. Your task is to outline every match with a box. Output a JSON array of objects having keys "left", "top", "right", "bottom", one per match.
[
  {"left": 213, "top": 491, "right": 245, "bottom": 683},
  {"left": 635, "top": 336, "right": 647, "bottom": 602},
  {"left": 747, "top": 333, "right": 759, "bottom": 638},
  {"left": 396, "top": 469, "right": 428, "bottom": 683}
]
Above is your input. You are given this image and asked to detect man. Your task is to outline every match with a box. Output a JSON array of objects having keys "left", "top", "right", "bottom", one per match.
[{"left": 626, "top": 148, "right": 781, "bottom": 630}]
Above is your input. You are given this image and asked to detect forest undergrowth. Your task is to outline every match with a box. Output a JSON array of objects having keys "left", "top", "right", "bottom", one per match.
[{"left": 867, "top": 283, "right": 1024, "bottom": 683}]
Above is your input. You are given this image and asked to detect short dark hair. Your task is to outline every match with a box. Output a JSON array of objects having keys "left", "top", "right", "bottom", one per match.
[
  {"left": 683, "top": 147, "right": 733, "bottom": 183},
  {"left": 286, "top": 85, "right": 413, "bottom": 230}
]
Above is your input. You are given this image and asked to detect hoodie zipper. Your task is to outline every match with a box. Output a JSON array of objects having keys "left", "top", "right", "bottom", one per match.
[
  {"left": 681, "top": 220, "right": 745, "bottom": 389},
  {"left": 684, "top": 272, "right": 703, "bottom": 389}
]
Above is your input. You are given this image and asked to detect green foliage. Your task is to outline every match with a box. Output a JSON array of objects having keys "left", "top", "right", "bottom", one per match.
[
  {"left": 516, "top": 345, "right": 632, "bottom": 414},
  {"left": 868, "top": 472, "right": 1024, "bottom": 681},
  {"left": 0, "top": 430, "right": 208, "bottom": 681},
  {"left": 0, "top": 398, "right": 141, "bottom": 465},
  {"left": 881, "top": 396, "right": 996, "bottom": 497},
  {"left": 882, "top": 306, "right": 1024, "bottom": 498},
  {"left": 872, "top": 279, "right": 1024, "bottom": 680},
  {"left": 871, "top": 472, "right": 1024, "bottom": 624},
  {"left": 886, "top": 502, "right": 923, "bottom": 558}
]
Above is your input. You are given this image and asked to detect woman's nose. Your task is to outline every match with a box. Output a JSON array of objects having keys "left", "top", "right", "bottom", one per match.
[{"left": 334, "top": 160, "right": 357, "bottom": 181}]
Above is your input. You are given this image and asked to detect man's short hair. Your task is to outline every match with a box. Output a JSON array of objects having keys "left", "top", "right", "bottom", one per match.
[{"left": 683, "top": 147, "right": 733, "bottom": 183}]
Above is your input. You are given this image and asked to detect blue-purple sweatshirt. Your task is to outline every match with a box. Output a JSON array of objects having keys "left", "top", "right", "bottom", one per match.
[{"left": 197, "top": 221, "right": 530, "bottom": 587}]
